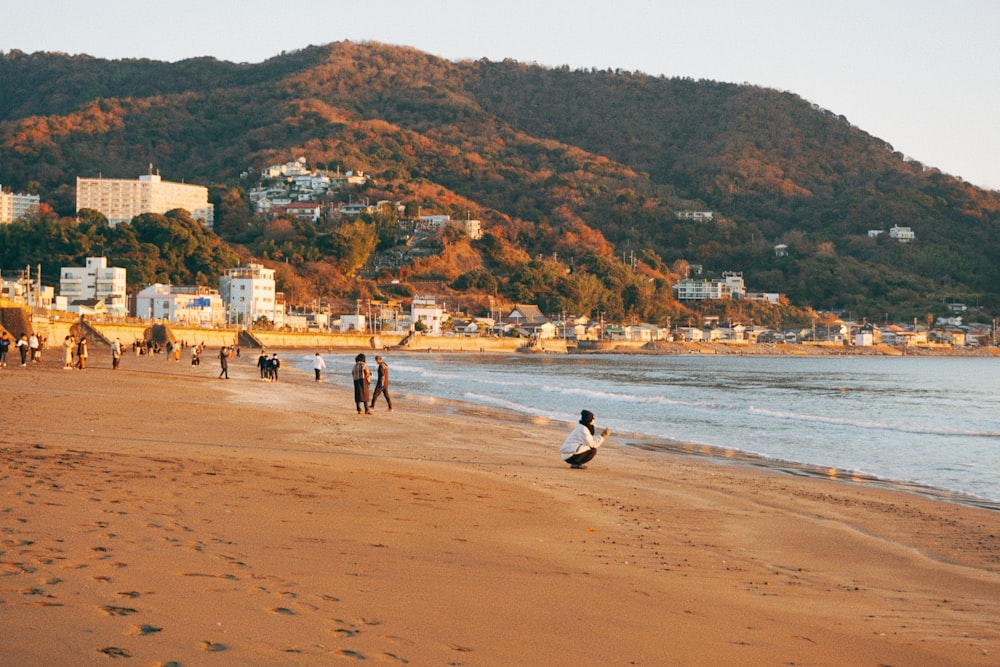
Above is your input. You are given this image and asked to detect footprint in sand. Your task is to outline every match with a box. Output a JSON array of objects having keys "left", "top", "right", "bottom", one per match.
[
  {"left": 200, "top": 640, "right": 227, "bottom": 652},
  {"left": 129, "top": 624, "right": 163, "bottom": 636},
  {"left": 100, "top": 605, "right": 138, "bottom": 616}
]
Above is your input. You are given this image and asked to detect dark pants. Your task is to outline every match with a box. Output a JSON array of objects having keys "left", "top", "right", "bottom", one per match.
[
  {"left": 565, "top": 447, "right": 598, "bottom": 467},
  {"left": 371, "top": 384, "right": 392, "bottom": 409}
]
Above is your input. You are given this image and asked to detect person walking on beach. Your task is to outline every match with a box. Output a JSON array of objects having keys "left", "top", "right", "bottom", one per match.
[
  {"left": 218, "top": 345, "right": 229, "bottom": 379},
  {"left": 111, "top": 338, "right": 123, "bottom": 370},
  {"left": 313, "top": 352, "right": 327, "bottom": 382},
  {"left": 268, "top": 353, "right": 281, "bottom": 382},
  {"left": 257, "top": 350, "right": 268, "bottom": 379},
  {"left": 370, "top": 355, "right": 393, "bottom": 411},
  {"left": 75, "top": 336, "right": 88, "bottom": 369},
  {"left": 560, "top": 410, "right": 611, "bottom": 469},
  {"left": 29, "top": 333, "right": 40, "bottom": 363},
  {"left": 1, "top": 331, "right": 12, "bottom": 367},
  {"left": 352, "top": 353, "right": 373, "bottom": 414}
]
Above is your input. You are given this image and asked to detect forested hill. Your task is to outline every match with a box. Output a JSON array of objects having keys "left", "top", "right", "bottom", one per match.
[{"left": 2, "top": 41, "right": 999, "bottom": 323}]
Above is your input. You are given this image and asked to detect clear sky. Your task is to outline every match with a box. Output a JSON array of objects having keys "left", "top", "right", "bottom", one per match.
[{"left": 4, "top": 0, "right": 998, "bottom": 190}]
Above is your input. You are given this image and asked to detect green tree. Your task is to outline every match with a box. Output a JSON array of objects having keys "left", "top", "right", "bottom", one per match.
[{"left": 328, "top": 219, "right": 377, "bottom": 277}]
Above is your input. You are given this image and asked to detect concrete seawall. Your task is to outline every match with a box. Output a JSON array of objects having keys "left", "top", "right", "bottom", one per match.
[{"left": 29, "top": 316, "right": 560, "bottom": 353}]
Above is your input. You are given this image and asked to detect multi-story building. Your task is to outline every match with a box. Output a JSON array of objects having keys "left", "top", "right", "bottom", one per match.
[
  {"left": 0, "top": 185, "right": 40, "bottom": 224},
  {"left": 411, "top": 294, "right": 444, "bottom": 335},
  {"left": 672, "top": 271, "right": 746, "bottom": 301},
  {"left": 135, "top": 284, "right": 226, "bottom": 325},
  {"left": 76, "top": 172, "right": 214, "bottom": 227},
  {"left": 219, "top": 263, "right": 284, "bottom": 327},
  {"left": 60, "top": 256, "right": 127, "bottom": 313}
]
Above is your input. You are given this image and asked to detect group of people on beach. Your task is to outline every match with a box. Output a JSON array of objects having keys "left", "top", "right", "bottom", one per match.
[
  {"left": 0, "top": 332, "right": 46, "bottom": 367},
  {"left": 351, "top": 353, "right": 393, "bottom": 414},
  {"left": 347, "top": 350, "right": 611, "bottom": 467},
  {"left": 4, "top": 330, "right": 612, "bottom": 468},
  {"left": 59, "top": 334, "right": 88, "bottom": 369},
  {"left": 256, "top": 351, "right": 282, "bottom": 381}
]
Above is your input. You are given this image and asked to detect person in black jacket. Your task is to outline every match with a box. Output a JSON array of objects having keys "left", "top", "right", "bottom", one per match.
[{"left": 370, "top": 355, "right": 393, "bottom": 411}]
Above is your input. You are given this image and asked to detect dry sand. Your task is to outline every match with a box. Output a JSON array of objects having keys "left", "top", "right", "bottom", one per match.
[{"left": 1, "top": 348, "right": 998, "bottom": 666}]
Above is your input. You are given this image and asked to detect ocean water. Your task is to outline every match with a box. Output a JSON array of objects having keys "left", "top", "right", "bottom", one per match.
[{"left": 290, "top": 352, "right": 1000, "bottom": 508}]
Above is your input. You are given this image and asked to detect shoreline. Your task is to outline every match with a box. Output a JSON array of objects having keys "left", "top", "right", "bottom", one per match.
[
  {"left": 277, "top": 348, "right": 1000, "bottom": 511},
  {"left": 2, "top": 351, "right": 998, "bottom": 664}
]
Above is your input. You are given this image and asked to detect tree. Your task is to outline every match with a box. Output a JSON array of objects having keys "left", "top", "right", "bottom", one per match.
[{"left": 328, "top": 219, "right": 377, "bottom": 277}]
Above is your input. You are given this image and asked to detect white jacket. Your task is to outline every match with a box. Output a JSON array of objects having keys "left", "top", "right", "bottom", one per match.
[{"left": 560, "top": 423, "right": 605, "bottom": 460}]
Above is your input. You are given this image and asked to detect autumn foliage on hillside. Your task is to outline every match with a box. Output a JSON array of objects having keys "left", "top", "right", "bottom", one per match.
[{"left": 2, "top": 42, "right": 1000, "bottom": 324}]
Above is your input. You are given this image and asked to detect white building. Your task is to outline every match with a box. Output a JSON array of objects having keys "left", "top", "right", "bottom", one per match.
[
  {"left": 135, "top": 284, "right": 226, "bottom": 325},
  {"left": 76, "top": 172, "right": 214, "bottom": 227},
  {"left": 273, "top": 202, "right": 322, "bottom": 223},
  {"left": 0, "top": 185, "right": 40, "bottom": 224},
  {"left": 1, "top": 278, "right": 54, "bottom": 309},
  {"left": 462, "top": 219, "right": 483, "bottom": 240},
  {"left": 418, "top": 214, "right": 451, "bottom": 228},
  {"left": 219, "top": 263, "right": 283, "bottom": 327},
  {"left": 411, "top": 294, "right": 444, "bottom": 335},
  {"left": 672, "top": 271, "right": 746, "bottom": 301},
  {"left": 675, "top": 210, "right": 714, "bottom": 221},
  {"left": 59, "top": 257, "right": 127, "bottom": 314},
  {"left": 338, "top": 314, "right": 367, "bottom": 333},
  {"left": 889, "top": 225, "right": 915, "bottom": 242}
]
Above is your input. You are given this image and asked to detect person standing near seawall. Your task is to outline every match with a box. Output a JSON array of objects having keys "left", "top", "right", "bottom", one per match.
[
  {"left": 75, "top": 336, "right": 88, "bottom": 370},
  {"left": 111, "top": 338, "right": 123, "bottom": 370},
  {"left": 370, "top": 355, "right": 393, "bottom": 411}
]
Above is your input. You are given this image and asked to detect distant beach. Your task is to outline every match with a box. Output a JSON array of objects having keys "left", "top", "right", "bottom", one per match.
[{"left": 1, "top": 350, "right": 998, "bottom": 665}]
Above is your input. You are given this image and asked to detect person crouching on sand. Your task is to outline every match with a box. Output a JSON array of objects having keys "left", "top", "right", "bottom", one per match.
[{"left": 560, "top": 410, "right": 610, "bottom": 469}]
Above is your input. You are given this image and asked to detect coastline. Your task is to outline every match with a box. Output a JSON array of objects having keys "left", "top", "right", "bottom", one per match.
[
  {"left": 1, "top": 351, "right": 998, "bottom": 664},
  {"left": 26, "top": 314, "right": 1000, "bottom": 358}
]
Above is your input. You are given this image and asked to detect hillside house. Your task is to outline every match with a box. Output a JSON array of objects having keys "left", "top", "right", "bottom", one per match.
[
  {"left": 273, "top": 202, "right": 322, "bottom": 223},
  {"left": 889, "top": 225, "right": 915, "bottom": 242},
  {"left": 506, "top": 304, "right": 547, "bottom": 328},
  {"left": 675, "top": 210, "right": 714, "bottom": 221}
]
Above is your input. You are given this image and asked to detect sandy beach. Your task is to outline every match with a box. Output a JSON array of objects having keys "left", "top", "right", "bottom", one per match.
[{"left": 1, "top": 348, "right": 998, "bottom": 665}]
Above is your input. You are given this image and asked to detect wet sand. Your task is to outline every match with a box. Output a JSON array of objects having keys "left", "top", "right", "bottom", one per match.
[{"left": 1, "top": 349, "right": 998, "bottom": 665}]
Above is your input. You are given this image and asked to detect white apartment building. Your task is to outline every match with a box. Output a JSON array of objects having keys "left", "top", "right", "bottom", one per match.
[
  {"left": 76, "top": 172, "right": 214, "bottom": 227},
  {"left": 0, "top": 185, "right": 40, "bottom": 224},
  {"left": 672, "top": 271, "right": 746, "bottom": 301},
  {"left": 135, "top": 284, "right": 226, "bottom": 326},
  {"left": 411, "top": 294, "right": 444, "bottom": 335},
  {"left": 60, "top": 257, "right": 127, "bottom": 313},
  {"left": 219, "top": 263, "right": 284, "bottom": 327}
]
